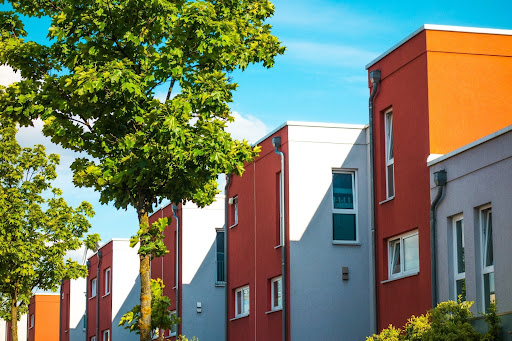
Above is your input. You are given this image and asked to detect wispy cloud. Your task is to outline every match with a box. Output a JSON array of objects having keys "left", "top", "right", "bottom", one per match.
[
  {"left": 0, "top": 65, "right": 21, "bottom": 86},
  {"left": 226, "top": 111, "right": 268, "bottom": 144}
]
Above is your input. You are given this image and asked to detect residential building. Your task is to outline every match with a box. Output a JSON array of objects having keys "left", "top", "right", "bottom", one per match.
[
  {"left": 149, "top": 197, "right": 226, "bottom": 341},
  {"left": 429, "top": 125, "right": 512, "bottom": 338},
  {"left": 59, "top": 278, "right": 86, "bottom": 341},
  {"left": 366, "top": 24, "right": 512, "bottom": 329},
  {"left": 226, "top": 122, "right": 373, "bottom": 341},
  {"left": 86, "top": 239, "right": 140, "bottom": 341},
  {"left": 27, "top": 294, "right": 60, "bottom": 341},
  {"left": 3, "top": 315, "right": 27, "bottom": 341}
]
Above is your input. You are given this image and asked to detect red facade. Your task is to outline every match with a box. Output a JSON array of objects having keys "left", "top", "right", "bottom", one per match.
[{"left": 60, "top": 279, "right": 71, "bottom": 341}]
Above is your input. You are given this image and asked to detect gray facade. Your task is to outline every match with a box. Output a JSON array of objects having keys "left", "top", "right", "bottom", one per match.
[{"left": 429, "top": 126, "right": 512, "bottom": 338}]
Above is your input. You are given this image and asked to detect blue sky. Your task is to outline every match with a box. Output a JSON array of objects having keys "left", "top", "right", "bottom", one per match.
[{"left": 3, "top": 0, "right": 512, "bottom": 243}]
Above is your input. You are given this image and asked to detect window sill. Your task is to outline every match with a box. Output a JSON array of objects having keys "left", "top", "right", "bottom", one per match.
[
  {"left": 102, "top": 293, "right": 110, "bottom": 298},
  {"left": 379, "top": 196, "right": 395, "bottom": 205},
  {"left": 215, "top": 282, "right": 226, "bottom": 287},
  {"left": 229, "top": 223, "right": 238, "bottom": 229},
  {"left": 274, "top": 244, "right": 283, "bottom": 249},
  {"left": 266, "top": 308, "right": 282, "bottom": 314},
  {"left": 230, "top": 314, "right": 249, "bottom": 321},
  {"left": 381, "top": 271, "right": 419, "bottom": 284},
  {"left": 88, "top": 296, "right": 97, "bottom": 300},
  {"left": 332, "top": 241, "right": 361, "bottom": 246},
  {"left": 166, "top": 333, "right": 177, "bottom": 338}
]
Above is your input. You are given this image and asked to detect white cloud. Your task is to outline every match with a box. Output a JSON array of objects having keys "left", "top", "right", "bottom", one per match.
[
  {"left": 65, "top": 245, "right": 97, "bottom": 264},
  {"left": 0, "top": 65, "right": 21, "bottom": 86},
  {"left": 226, "top": 111, "right": 268, "bottom": 144}
]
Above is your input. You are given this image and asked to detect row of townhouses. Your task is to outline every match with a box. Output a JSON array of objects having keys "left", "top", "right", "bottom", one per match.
[{"left": 5, "top": 24, "right": 512, "bottom": 341}]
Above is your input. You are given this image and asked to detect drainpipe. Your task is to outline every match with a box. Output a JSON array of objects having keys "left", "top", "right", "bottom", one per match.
[
  {"left": 85, "top": 260, "right": 90, "bottom": 341},
  {"left": 172, "top": 204, "right": 180, "bottom": 336},
  {"left": 272, "top": 136, "right": 286, "bottom": 341},
  {"left": 59, "top": 280, "right": 63, "bottom": 341},
  {"left": 96, "top": 251, "right": 102, "bottom": 341},
  {"left": 224, "top": 174, "right": 232, "bottom": 341},
  {"left": 368, "top": 69, "right": 381, "bottom": 334},
  {"left": 430, "top": 169, "right": 447, "bottom": 308}
]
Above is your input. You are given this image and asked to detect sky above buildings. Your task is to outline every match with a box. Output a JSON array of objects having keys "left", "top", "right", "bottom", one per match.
[{"left": 2, "top": 0, "right": 512, "bottom": 244}]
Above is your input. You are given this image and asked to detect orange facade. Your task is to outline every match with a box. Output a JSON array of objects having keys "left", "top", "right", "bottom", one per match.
[
  {"left": 27, "top": 294, "right": 60, "bottom": 341},
  {"left": 368, "top": 26, "right": 512, "bottom": 330}
]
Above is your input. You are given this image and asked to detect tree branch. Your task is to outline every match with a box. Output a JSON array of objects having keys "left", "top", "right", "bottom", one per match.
[{"left": 166, "top": 79, "right": 176, "bottom": 102}]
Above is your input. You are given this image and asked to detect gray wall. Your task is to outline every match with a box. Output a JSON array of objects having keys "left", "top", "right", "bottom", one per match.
[{"left": 429, "top": 128, "right": 512, "bottom": 337}]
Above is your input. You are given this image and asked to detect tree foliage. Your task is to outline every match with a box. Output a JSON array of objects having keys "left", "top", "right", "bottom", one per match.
[
  {"left": 0, "top": 0, "right": 284, "bottom": 339},
  {"left": 0, "top": 119, "right": 97, "bottom": 341}
]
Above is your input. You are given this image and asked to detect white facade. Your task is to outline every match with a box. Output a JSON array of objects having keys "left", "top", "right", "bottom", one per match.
[{"left": 1, "top": 315, "right": 27, "bottom": 341}]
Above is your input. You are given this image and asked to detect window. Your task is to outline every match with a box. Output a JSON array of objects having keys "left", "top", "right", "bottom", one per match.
[
  {"left": 384, "top": 109, "right": 394, "bottom": 198},
  {"left": 104, "top": 268, "right": 111, "bottom": 295},
  {"left": 169, "top": 310, "right": 177, "bottom": 336},
  {"left": 229, "top": 196, "right": 238, "bottom": 227},
  {"left": 452, "top": 216, "right": 466, "bottom": 301},
  {"left": 276, "top": 171, "right": 282, "bottom": 246},
  {"left": 215, "top": 229, "right": 226, "bottom": 284},
  {"left": 235, "top": 286, "right": 249, "bottom": 317},
  {"left": 271, "top": 277, "right": 282, "bottom": 311},
  {"left": 388, "top": 231, "right": 419, "bottom": 279},
  {"left": 90, "top": 337, "right": 96, "bottom": 341},
  {"left": 152, "top": 328, "right": 160, "bottom": 340},
  {"left": 29, "top": 314, "right": 34, "bottom": 328},
  {"left": 90, "top": 278, "right": 97, "bottom": 298},
  {"left": 332, "top": 171, "right": 357, "bottom": 242},
  {"left": 481, "top": 206, "right": 495, "bottom": 311},
  {"left": 102, "top": 329, "right": 110, "bottom": 341}
]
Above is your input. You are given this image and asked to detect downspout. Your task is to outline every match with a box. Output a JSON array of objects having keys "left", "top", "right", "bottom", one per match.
[
  {"left": 430, "top": 169, "right": 447, "bottom": 308},
  {"left": 172, "top": 204, "right": 180, "bottom": 336},
  {"left": 224, "top": 174, "right": 232, "bottom": 341},
  {"left": 96, "top": 251, "right": 102, "bottom": 341},
  {"left": 59, "top": 280, "right": 63, "bottom": 341},
  {"left": 368, "top": 69, "right": 381, "bottom": 334},
  {"left": 85, "top": 260, "right": 90, "bottom": 341},
  {"left": 272, "top": 136, "right": 286, "bottom": 341}
]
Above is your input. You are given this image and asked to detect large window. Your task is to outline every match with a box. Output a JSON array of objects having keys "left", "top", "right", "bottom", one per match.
[
  {"left": 169, "top": 310, "right": 177, "bottom": 336},
  {"left": 104, "top": 268, "right": 111, "bottom": 296},
  {"left": 332, "top": 171, "right": 357, "bottom": 242},
  {"left": 90, "top": 278, "right": 97, "bottom": 298},
  {"left": 481, "top": 206, "right": 495, "bottom": 311},
  {"left": 388, "top": 231, "right": 419, "bottom": 279},
  {"left": 215, "top": 229, "right": 225, "bottom": 284},
  {"left": 452, "top": 216, "right": 466, "bottom": 301},
  {"left": 271, "top": 276, "right": 282, "bottom": 311},
  {"left": 384, "top": 109, "right": 394, "bottom": 199},
  {"left": 235, "top": 285, "right": 249, "bottom": 318}
]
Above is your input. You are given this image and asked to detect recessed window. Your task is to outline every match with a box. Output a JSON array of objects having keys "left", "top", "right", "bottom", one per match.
[
  {"left": 29, "top": 314, "right": 34, "bottom": 328},
  {"left": 169, "top": 310, "right": 177, "bottom": 336},
  {"left": 104, "top": 268, "right": 111, "bottom": 296},
  {"left": 229, "top": 196, "right": 238, "bottom": 227},
  {"left": 235, "top": 286, "right": 249, "bottom": 318},
  {"left": 90, "top": 337, "right": 96, "bottom": 341},
  {"left": 215, "top": 229, "right": 226, "bottom": 284},
  {"left": 388, "top": 231, "right": 419, "bottom": 279},
  {"left": 452, "top": 216, "right": 466, "bottom": 301},
  {"left": 384, "top": 109, "right": 394, "bottom": 199},
  {"left": 271, "top": 277, "right": 282, "bottom": 311},
  {"left": 481, "top": 206, "right": 495, "bottom": 311},
  {"left": 332, "top": 171, "right": 357, "bottom": 242},
  {"left": 102, "top": 329, "right": 110, "bottom": 341},
  {"left": 90, "top": 278, "right": 97, "bottom": 298}
]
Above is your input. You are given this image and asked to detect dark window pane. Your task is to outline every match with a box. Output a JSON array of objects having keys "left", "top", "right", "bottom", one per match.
[
  {"left": 333, "top": 214, "right": 356, "bottom": 241},
  {"left": 456, "top": 220, "right": 465, "bottom": 273},
  {"left": 456, "top": 278, "right": 466, "bottom": 302},
  {"left": 485, "top": 212, "right": 493, "bottom": 267},
  {"left": 332, "top": 173, "right": 354, "bottom": 209}
]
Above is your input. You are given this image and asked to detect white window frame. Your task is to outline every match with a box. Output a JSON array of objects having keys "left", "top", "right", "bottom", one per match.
[
  {"left": 91, "top": 337, "right": 96, "bottom": 341},
  {"left": 480, "top": 205, "right": 495, "bottom": 310},
  {"left": 102, "top": 329, "right": 110, "bottom": 341},
  {"left": 29, "top": 314, "right": 34, "bottom": 328},
  {"left": 104, "top": 268, "right": 111, "bottom": 296},
  {"left": 271, "top": 276, "right": 282, "bottom": 311},
  {"left": 235, "top": 285, "right": 249, "bottom": 318},
  {"left": 384, "top": 109, "right": 395, "bottom": 199},
  {"left": 452, "top": 215, "right": 465, "bottom": 301},
  {"left": 229, "top": 196, "right": 238, "bottom": 228},
  {"left": 215, "top": 229, "right": 226, "bottom": 285},
  {"left": 168, "top": 310, "right": 177, "bottom": 336},
  {"left": 90, "top": 278, "right": 97, "bottom": 298},
  {"left": 388, "top": 230, "right": 419, "bottom": 280},
  {"left": 332, "top": 170, "right": 358, "bottom": 244}
]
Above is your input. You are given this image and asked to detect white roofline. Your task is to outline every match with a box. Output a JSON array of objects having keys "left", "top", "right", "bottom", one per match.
[
  {"left": 427, "top": 124, "right": 512, "bottom": 166},
  {"left": 366, "top": 24, "right": 512, "bottom": 70},
  {"left": 252, "top": 121, "right": 368, "bottom": 146}
]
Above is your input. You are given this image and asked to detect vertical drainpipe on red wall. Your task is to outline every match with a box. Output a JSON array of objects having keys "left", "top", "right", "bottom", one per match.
[
  {"left": 224, "top": 175, "right": 231, "bottom": 341},
  {"left": 96, "top": 251, "right": 102, "bottom": 341},
  {"left": 368, "top": 69, "right": 381, "bottom": 334},
  {"left": 59, "top": 280, "right": 63, "bottom": 341},
  {"left": 172, "top": 204, "right": 180, "bottom": 337},
  {"left": 272, "top": 136, "right": 286, "bottom": 341}
]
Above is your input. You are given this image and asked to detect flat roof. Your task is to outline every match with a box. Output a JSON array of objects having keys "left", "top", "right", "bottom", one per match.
[
  {"left": 252, "top": 121, "right": 368, "bottom": 146},
  {"left": 427, "top": 124, "right": 512, "bottom": 166},
  {"left": 366, "top": 24, "right": 512, "bottom": 70}
]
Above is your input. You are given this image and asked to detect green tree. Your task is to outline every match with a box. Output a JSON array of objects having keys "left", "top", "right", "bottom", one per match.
[
  {"left": 0, "top": 1, "right": 284, "bottom": 339},
  {"left": 0, "top": 119, "right": 97, "bottom": 341}
]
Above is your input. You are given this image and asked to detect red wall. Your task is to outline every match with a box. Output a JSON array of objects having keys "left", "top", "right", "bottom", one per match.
[
  {"left": 60, "top": 279, "right": 71, "bottom": 341},
  {"left": 149, "top": 204, "right": 181, "bottom": 339},
  {"left": 227, "top": 126, "right": 290, "bottom": 341},
  {"left": 87, "top": 242, "right": 113, "bottom": 340}
]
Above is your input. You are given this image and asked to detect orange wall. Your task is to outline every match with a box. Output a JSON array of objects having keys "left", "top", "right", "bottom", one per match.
[
  {"left": 426, "top": 30, "right": 512, "bottom": 153},
  {"left": 29, "top": 295, "right": 60, "bottom": 341}
]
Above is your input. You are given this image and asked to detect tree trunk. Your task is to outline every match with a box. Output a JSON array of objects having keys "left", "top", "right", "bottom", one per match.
[
  {"left": 139, "top": 210, "right": 152, "bottom": 341},
  {"left": 10, "top": 297, "right": 18, "bottom": 341}
]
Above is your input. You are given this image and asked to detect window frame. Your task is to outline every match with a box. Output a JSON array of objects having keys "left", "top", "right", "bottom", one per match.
[
  {"left": 332, "top": 170, "right": 358, "bottom": 244},
  {"left": 229, "top": 196, "right": 238, "bottom": 228},
  {"left": 168, "top": 310, "right": 177, "bottom": 336},
  {"left": 452, "top": 215, "right": 466, "bottom": 301},
  {"left": 384, "top": 108, "right": 395, "bottom": 199},
  {"left": 29, "top": 314, "right": 34, "bottom": 329},
  {"left": 235, "top": 285, "right": 250, "bottom": 318},
  {"left": 102, "top": 329, "right": 110, "bottom": 341},
  {"left": 90, "top": 278, "right": 97, "bottom": 298},
  {"left": 271, "top": 276, "right": 283, "bottom": 311},
  {"left": 91, "top": 337, "right": 96, "bottom": 341},
  {"left": 104, "top": 268, "right": 111, "bottom": 296},
  {"left": 480, "top": 205, "right": 495, "bottom": 311},
  {"left": 388, "top": 230, "right": 419, "bottom": 280},
  {"left": 215, "top": 228, "right": 226, "bottom": 285}
]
